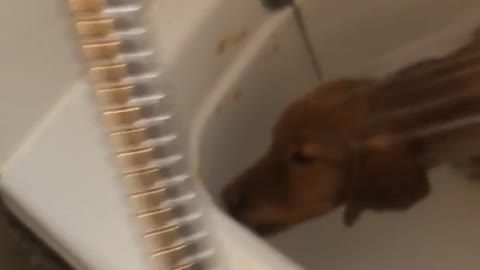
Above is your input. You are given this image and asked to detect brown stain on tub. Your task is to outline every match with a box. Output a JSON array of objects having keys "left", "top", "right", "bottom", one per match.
[
  {"left": 271, "top": 33, "right": 280, "bottom": 54},
  {"left": 232, "top": 88, "right": 243, "bottom": 102},
  {"left": 272, "top": 42, "right": 279, "bottom": 54},
  {"left": 217, "top": 30, "right": 248, "bottom": 56},
  {"left": 261, "top": 34, "right": 280, "bottom": 62},
  {"left": 214, "top": 102, "right": 224, "bottom": 117},
  {"left": 214, "top": 88, "right": 244, "bottom": 117}
]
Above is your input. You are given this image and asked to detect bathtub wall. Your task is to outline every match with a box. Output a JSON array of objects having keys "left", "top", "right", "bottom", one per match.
[{"left": 298, "top": 0, "right": 480, "bottom": 78}]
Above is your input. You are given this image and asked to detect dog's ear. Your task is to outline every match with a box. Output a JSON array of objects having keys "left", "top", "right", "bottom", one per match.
[{"left": 343, "top": 135, "right": 430, "bottom": 226}]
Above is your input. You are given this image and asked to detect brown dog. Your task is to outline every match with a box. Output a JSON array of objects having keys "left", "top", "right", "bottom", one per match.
[{"left": 222, "top": 30, "right": 480, "bottom": 235}]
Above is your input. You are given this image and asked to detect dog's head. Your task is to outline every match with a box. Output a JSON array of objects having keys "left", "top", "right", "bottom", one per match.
[{"left": 221, "top": 79, "right": 430, "bottom": 236}]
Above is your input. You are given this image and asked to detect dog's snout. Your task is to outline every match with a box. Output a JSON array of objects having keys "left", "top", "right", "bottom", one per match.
[{"left": 223, "top": 189, "right": 249, "bottom": 218}]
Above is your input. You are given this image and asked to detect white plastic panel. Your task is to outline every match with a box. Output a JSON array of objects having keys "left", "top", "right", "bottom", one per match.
[
  {"left": 296, "top": 0, "right": 480, "bottom": 78},
  {"left": 2, "top": 83, "right": 149, "bottom": 270},
  {"left": 0, "top": 0, "right": 78, "bottom": 166}
]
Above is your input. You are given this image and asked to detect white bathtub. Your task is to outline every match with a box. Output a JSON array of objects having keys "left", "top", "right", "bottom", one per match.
[
  {"left": 192, "top": 1, "right": 480, "bottom": 270},
  {"left": 2, "top": 1, "right": 480, "bottom": 270}
]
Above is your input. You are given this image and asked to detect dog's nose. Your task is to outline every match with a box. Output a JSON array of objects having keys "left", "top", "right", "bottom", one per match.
[{"left": 223, "top": 190, "right": 248, "bottom": 218}]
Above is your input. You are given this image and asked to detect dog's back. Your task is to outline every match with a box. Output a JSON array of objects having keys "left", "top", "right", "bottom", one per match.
[{"left": 354, "top": 32, "right": 480, "bottom": 166}]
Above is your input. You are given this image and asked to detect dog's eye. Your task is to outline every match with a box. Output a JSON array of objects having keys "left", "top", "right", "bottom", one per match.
[{"left": 291, "top": 151, "right": 314, "bottom": 165}]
